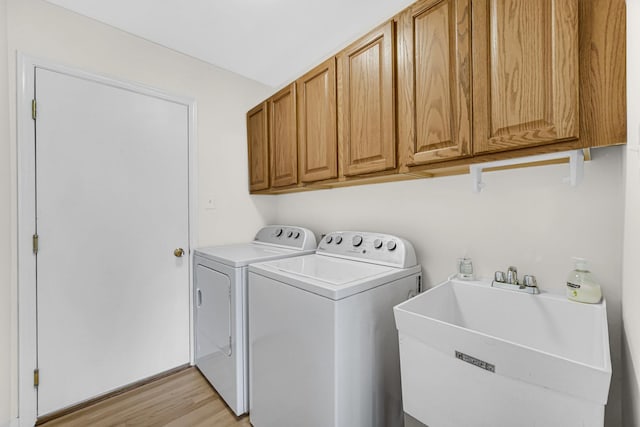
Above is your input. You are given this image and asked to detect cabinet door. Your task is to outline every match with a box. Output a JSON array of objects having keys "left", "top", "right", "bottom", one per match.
[
  {"left": 472, "top": 0, "right": 579, "bottom": 153},
  {"left": 246, "top": 102, "right": 269, "bottom": 191},
  {"left": 398, "top": 0, "right": 471, "bottom": 167},
  {"left": 269, "top": 83, "right": 298, "bottom": 187},
  {"left": 297, "top": 58, "right": 338, "bottom": 182},
  {"left": 338, "top": 21, "right": 396, "bottom": 176}
]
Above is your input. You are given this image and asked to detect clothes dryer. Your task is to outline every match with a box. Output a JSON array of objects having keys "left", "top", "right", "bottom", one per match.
[
  {"left": 248, "top": 231, "right": 421, "bottom": 427},
  {"left": 193, "top": 225, "right": 316, "bottom": 416}
]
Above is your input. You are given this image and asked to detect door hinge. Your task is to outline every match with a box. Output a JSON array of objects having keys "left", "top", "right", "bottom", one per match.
[
  {"left": 32, "top": 233, "right": 39, "bottom": 254},
  {"left": 31, "top": 99, "right": 37, "bottom": 120},
  {"left": 33, "top": 368, "right": 39, "bottom": 387}
]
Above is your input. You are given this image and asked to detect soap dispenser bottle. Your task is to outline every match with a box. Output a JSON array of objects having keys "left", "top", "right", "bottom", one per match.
[{"left": 566, "top": 258, "right": 602, "bottom": 303}]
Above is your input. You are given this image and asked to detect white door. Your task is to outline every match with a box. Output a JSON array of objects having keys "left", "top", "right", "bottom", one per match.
[{"left": 35, "top": 67, "right": 191, "bottom": 416}]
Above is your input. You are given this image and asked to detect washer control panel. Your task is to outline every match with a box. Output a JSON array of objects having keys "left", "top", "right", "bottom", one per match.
[
  {"left": 254, "top": 225, "right": 317, "bottom": 250},
  {"left": 317, "top": 231, "right": 417, "bottom": 268}
]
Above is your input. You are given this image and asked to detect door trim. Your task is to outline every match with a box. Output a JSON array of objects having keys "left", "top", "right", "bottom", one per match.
[{"left": 16, "top": 53, "right": 198, "bottom": 426}]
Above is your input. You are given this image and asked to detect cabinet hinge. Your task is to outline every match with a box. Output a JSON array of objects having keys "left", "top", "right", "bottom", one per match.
[
  {"left": 32, "top": 234, "right": 39, "bottom": 254},
  {"left": 31, "top": 99, "right": 37, "bottom": 120},
  {"left": 33, "top": 368, "right": 39, "bottom": 387}
]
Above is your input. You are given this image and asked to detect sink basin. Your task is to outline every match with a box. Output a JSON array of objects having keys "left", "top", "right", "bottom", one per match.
[{"left": 394, "top": 278, "right": 612, "bottom": 427}]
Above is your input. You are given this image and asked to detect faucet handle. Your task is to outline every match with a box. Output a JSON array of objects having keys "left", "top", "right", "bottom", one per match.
[
  {"left": 506, "top": 268, "right": 518, "bottom": 285},
  {"left": 523, "top": 275, "right": 538, "bottom": 288},
  {"left": 494, "top": 271, "right": 506, "bottom": 283}
]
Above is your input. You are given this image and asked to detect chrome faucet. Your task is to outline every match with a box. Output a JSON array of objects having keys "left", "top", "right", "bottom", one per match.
[{"left": 492, "top": 267, "right": 539, "bottom": 294}]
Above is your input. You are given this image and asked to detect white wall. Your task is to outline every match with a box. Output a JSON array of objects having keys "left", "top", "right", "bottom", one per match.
[
  {"left": 1, "top": 0, "right": 277, "bottom": 424},
  {"left": 274, "top": 146, "right": 624, "bottom": 426},
  {"left": 622, "top": 1, "right": 640, "bottom": 426},
  {"left": 0, "top": 0, "right": 12, "bottom": 425}
]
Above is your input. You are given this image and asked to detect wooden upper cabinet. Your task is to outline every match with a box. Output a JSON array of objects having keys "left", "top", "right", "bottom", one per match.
[
  {"left": 246, "top": 102, "right": 269, "bottom": 191},
  {"left": 269, "top": 83, "right": 298, "bottom": 187},
  {"left": 472, "top": 0, "right": 579, "bottom": 154},
  {"left": 297, "top": 58, "right": 338, "bottom": 182},
  {"left": 338, "top": 21, "right": 396, "bottom": 177},
  {"left": 398, "top": 0, "right": 471, "bottom": 167}
]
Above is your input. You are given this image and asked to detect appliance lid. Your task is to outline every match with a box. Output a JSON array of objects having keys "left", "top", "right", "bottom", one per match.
[
  {"left": 195, "top": 243, "right": 313, "bottom": 267},
  {"left": 249, "top": 254, "right": 421, "bottom": 300},
  {"left": 270, "top": 255, "right": 395, "bottom": 285}
]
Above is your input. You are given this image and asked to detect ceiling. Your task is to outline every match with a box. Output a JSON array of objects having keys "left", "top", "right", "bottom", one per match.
[{"left": 45, "top": 0, "right": 416, "bottom": 88}]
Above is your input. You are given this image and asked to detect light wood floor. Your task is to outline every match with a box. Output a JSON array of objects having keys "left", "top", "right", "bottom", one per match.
[{"left": 40, "top": 367, "right": 251, "bottom": 427}]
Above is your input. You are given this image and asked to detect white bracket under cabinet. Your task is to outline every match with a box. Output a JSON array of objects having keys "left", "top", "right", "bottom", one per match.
[{"left": 469, "top": 149, "right": 585, "bottom": 193}]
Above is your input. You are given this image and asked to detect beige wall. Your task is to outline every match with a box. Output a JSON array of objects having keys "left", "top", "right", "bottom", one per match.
[
  {"left": 0, "top": 0, "right": 11, "bottom": 424},
  {"left": 623, "top": 1, "right": 640, "bottom": 426},
  {"left": 274, "top": 146, "right": 625, "bottom": 426},
  {"left": 1, "top": 0, "right": 276, "bottom": 424}
]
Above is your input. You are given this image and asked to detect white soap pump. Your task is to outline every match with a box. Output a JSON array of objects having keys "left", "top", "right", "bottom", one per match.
[{"left": 566, "top": 257, "right": 602, "bottom": 303}]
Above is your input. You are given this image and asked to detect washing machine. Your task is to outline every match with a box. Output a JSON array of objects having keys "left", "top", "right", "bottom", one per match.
[
  {"left": 248, "top": 231, "right": 422, "bottom": 427},
  {"left": 193, "top": 225, "right": 317, "bottom": 416}
]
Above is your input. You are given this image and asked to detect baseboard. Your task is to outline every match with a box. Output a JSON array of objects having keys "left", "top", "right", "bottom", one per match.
[{"left": 35, "top": 364, "right": 190, "bottom": 425}]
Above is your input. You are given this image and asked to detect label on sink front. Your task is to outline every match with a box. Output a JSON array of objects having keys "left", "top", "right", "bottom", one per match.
[{"left": 455, "top": 351, "right": 495, "bottom": 373}]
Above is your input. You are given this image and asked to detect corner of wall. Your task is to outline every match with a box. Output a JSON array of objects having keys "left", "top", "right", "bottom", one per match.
[
  {"left": 623, "top": 327, "right": 640, "bottom": 427},
  {"left": 0, "top": 0, "right": 13, "bottom": 424},
  {"left": 622, "top": 1, "right": 640, "bottom": 426}
]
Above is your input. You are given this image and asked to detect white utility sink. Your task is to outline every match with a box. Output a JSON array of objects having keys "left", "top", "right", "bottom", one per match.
[{"left": 394, "top": 278, "right": 612, "bottom": 427}]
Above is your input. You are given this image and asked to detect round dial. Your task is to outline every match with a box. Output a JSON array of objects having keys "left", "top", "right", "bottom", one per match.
[
  {"left": 352, "top": 235, "right": 363, "bottom": 247},
  {"left": 373, "top": 239, "right": 383, "bottom": 249},
  {"left": 325, "top": 235, "right": 333, "bottom": 244},
  {"left": 387, "top": 240, "right": 397, "bottom": 251},
  {"left": 335, "top": 235, "right": 343, "bottom": 244},
  {"left": 275, "top": 228, "right": 283, "bottom": 237},
  {"left": 293, "top": 231, "right": 300, "bottom": 239},
  {"left": 287, "top": 231, "right": 293, "bottom": 238}
]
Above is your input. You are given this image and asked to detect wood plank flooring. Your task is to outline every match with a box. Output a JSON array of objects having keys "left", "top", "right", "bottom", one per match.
[{"left": 40, "top": 367, "right": 250, "bottom": 427}]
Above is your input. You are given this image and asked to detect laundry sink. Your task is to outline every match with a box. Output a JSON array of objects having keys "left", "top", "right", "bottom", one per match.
[{"left": 394, "top": 278, "right": 611, "bottom": 427}]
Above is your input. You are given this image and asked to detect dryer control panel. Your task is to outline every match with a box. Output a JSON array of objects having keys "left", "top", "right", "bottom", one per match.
[
  {"left": 254, "top": 225, "right": 317, "bottom": 251},
  {"left": 317, "top": 231, "right": 417, "bottom": 268}
]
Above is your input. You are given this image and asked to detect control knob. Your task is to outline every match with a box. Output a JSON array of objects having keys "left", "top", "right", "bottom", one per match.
[
  {"left": 373, "top": 239, "right": 383, "bottom": 249},
  {"left": 387, "top": 240, "right": 397, "bottom": 251},
  {"left": 275, "top": 228, "right": 283, "bottom": 237},
  {"left": 352, "top": 235, "right": 363, "bottom": 247},
  {"left": 326, "top": 235, "right": 333, "bottom": 244},
  {"left": 293, "top": 231, "right": 300, "bottom": 239},
  {"left": 335, "top": 235, "right": 343, "bottom": 244},
  {"left": 287, "top": 231, "right": 293, "bottom": 238}
]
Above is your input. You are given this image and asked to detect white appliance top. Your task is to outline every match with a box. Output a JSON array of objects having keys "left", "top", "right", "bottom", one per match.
[
  {"left": 249, "top": 231, "right": 421, "bottom": 300},
  {"left": 269, "top": 255, "right": 396, "bottom": 285},
  {"left": 194, "top": 225, "right": 317, "bottom": 268}
]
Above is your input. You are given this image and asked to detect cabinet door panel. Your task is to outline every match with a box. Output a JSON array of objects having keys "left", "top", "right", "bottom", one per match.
[
  {"left": 298, "top": 58, "right": 338, "bottom": 182},
  {"left": 398, "top": 0, "right": 471, "bottom": 166},
  {"left": 338, "top": 21, "right": 396, "bottom": 176},
  {"left": 269, "top": 83, "right": 298, "bottom": 187},
  {"left": 246, "top": 102, "right": 269, "bottom": 191},
  {"left": 473, "top": 0, "right": 579, "bottom": 153}
]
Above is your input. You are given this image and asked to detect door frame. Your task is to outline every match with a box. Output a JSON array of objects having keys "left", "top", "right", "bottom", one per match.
[{"left": 16, "top": 53, "right": 198, "bottom": 426}]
